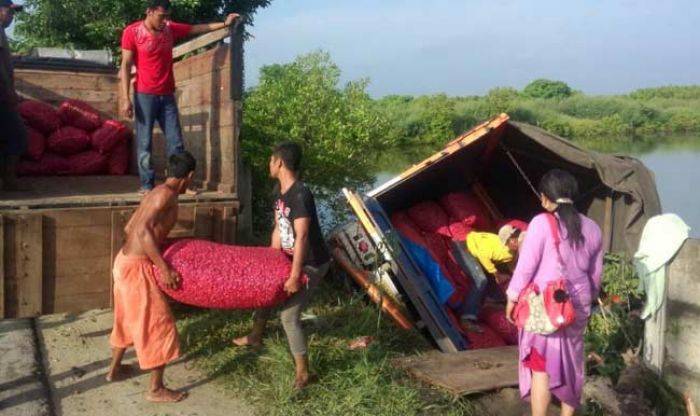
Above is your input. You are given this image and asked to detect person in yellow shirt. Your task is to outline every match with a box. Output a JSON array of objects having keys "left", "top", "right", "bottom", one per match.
[{"left": 450, "top": 225, "right": 524, "bottom": 328}]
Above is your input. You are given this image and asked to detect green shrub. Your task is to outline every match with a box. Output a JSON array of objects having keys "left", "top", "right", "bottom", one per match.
[{"left": 522, "top": 79, "right": 573, "bottom": 99}]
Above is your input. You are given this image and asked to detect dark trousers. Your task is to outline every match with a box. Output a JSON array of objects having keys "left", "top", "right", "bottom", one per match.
[
  {"left": 449, "top": 240, "right": 489, "bottom": 320},
  {"left": 134, "top": 93, "right": 185, "bottom": 189}
]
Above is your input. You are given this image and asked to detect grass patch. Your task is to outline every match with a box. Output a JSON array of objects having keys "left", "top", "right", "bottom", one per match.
[
  {"left": 174, "top": 256, "right": 686, "bottom": 416},
  {"left": 175, "top": 278, "right": 487, "bottom": 416}
]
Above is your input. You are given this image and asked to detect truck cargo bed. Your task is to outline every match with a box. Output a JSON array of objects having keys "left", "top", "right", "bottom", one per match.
[{"left": 0, "top": 176, "right": 236, "bottom": 210}]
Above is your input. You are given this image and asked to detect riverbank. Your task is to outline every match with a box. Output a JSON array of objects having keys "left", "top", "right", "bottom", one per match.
[{"left": 377, "top": 85, "right": 700, "bottom": 146}]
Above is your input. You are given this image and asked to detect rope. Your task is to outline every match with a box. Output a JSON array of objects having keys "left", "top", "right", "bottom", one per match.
[{"left": 500, "top": 144, "right": 540, "bottom": 199}]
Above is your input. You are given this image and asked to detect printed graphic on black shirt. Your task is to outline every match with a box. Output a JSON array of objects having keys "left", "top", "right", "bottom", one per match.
[
  {"left": 275, "top": 199, "right": 295, "bottom": 255},
  {"left": 273, "top": 181, "right": 331, "bottom": 267}
]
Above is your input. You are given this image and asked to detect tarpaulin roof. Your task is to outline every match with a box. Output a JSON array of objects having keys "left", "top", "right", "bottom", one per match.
[{"left": 510, "top": 121, "right": 661, "bottom": 256}]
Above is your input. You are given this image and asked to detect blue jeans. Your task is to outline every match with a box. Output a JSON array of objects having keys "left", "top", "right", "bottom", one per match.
[
  {"left": 449, "top": 240, "right": 488, "bottom": 320},
  {"left": 134, "top": 93, "right": 185, "bottom": 189}
]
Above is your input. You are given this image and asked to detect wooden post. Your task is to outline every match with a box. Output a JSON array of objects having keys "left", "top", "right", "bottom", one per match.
[
  {"left": 194, "top": 206, "right": 214, "bottom": 238},
  {"left": 15, "top": 215, "right": 43, "bottom": 317}
]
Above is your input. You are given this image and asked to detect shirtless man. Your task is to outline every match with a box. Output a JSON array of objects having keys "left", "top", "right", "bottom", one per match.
[{"left": 106, "top": 151, "right": 196, "bottom": 403}]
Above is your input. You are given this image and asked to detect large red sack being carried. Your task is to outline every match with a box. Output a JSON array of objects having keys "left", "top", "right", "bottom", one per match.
[
  {"left": 406, "top": 200, "right": 452, "bottom": 238},
  {"left": 47, "top": 126, "right": 91, "bottom": 155},
  {"left": 480, "top": 304, "right": 518, "bottom": 345},
  {"left": 18, "top": 100, "right": 62, "bottom": 134},
  {"left": 154, "top": 239, "right": 307, "bottom": 309},
  {"left": 91, "top": 119, "right": 129, "bottom": 154},
  {"left": 108, "top": 142, "right": 130, "bottom": 175},
  {"left": 17, "top": 153, "right": 70, "bottom": 176},
  {"left": 439, "top": 191, "right": 495, "bottom": 231},
  {"left": 58, "top": 99, "right": 102, "bottom": 131},
  {"left": 66, "top": 151, "right": 108, "bottom": 175},
  {"left": 25, "top": 126, "right": 45, "bottom": 161}
]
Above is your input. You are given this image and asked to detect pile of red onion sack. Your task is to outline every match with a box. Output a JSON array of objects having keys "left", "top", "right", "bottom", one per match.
[
  {"left": 391, "top": 190, "right": 527, "bottom": 349},
  {"left": 17, "top": 99, "right": 131, "bottom": 176},
  {"left": 153, "top": 239, "right": 308, "bottom": 310}
]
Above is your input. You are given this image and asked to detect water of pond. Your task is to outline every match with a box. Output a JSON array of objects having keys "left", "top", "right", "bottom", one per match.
[{"left": 369, "top": 136, "right": 700, "bottom": 239}]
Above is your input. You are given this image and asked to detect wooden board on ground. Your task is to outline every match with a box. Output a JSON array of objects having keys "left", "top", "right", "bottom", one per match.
[{"left": 394, "top": 346, "right": 519, "bottom": 397}]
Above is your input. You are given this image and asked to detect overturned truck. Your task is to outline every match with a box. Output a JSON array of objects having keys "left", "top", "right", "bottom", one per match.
[{"left": 333, "top": 114, "right": 661, "bottom": 353}]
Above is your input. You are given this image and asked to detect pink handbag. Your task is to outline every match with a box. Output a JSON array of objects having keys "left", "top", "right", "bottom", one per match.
[{"left": 514, "top": 214, "right": 576, "bottom": 335}]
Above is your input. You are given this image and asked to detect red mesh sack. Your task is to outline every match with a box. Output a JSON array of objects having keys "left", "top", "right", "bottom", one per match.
[
  {"left": 390, "top": 211, "right": 426, "bottom": 245},
  {"left": 47, "top": 126, "right": 91, "bottom": 155},
  {"left": 17, "top": 153, "right": 70, "bottom": 176},
  {"left": 18, "top": 100, "right": 62, "bottom": 134},
  {"left": 406, "top": 201, "right": 452, "bottom": 238},
  {"left": 439, "top": 191, "right": 495, "bottom": 231},
  {"left": 66, "top": 151, "right": 108, "bottom": 175},
  {"left": 91, "top": 119, "right": 129, "bottom": 154},
  {"left": 465, "top": 324, "right": 507, "bottom": 349},
  {"left": 58, "top": 99, "right": 102, "bottom": 131},
  {"left": 25, "top": 126, "right": 45, "bottom": 161},
  {"left": 447, "top": 220, "right": 472, "bottom": 242},
  {"left": 108, "top": 142, "right": 130, "bottom": 175},
  {"left": 422, "top": 232, "right": 450, "bottom": 264},
  {"left": 153, "top": 239, "right": 307, "bottom": 309},
  {"left": 479, "top": 304, "right": 518, "bottom": 345}
]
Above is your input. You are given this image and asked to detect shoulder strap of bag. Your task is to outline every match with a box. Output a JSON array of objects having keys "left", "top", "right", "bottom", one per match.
[{"left": 545, "top": 213, "right": 566, "bottom": 271}]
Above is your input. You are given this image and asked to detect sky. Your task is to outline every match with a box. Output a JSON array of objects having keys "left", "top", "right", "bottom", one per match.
[
  {"left": 244, "top": 0, "right": 700, "bottom": 96},
  {"left": 9, "top": 0, "right": 700, "bottom": 97}
]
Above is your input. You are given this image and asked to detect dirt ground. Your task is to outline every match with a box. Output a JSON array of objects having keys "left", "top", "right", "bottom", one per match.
[
  {"left": 0, "top": 308, "right": 567, "bottom": 416},
  {"left": 1, "top": 309, "right": 254, "bottom": 416}
]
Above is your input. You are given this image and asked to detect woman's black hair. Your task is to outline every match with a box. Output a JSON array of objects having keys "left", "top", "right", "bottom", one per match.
[{"left": 538, "top": 169, "right": 584, "bottom": 247}]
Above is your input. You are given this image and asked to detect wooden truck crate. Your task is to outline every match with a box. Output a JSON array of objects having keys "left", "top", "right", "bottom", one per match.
[{"left": 1, "top": 27, "right": 245, "bottom": 319}]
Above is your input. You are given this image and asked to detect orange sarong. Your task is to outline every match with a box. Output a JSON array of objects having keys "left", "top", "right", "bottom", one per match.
[{"left": 109, "top": 251, "right": 180, "bottom": 370}]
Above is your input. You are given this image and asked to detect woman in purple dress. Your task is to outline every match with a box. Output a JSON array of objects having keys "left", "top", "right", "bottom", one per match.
[{"left": 505, "top": 169, "right": 604, "bottom": 416}]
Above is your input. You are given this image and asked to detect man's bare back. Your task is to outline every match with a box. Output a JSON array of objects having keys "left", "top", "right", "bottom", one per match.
[
  {"left": 123, "top": 184, "right": 179, "bottom": 256},
  {"left": 121, "top": 183, "right": 183, "bottom": 291}
]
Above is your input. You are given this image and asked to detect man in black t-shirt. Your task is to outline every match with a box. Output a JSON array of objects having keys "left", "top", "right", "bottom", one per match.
[{"left": 233, "top": 142, "right": 330, "bottom": 390}]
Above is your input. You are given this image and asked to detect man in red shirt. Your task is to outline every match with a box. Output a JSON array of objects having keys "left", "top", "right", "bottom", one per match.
[{"left": 120, "top": 0, "right": 239, "bottom": 193}]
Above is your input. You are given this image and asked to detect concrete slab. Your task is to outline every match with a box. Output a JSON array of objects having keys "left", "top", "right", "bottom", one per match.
[
  {"left": 0, "top": 319, "right": 51, "bottom": 416},
  {"left": 38, "top": 309, "right": 254, "bottom": 416}
]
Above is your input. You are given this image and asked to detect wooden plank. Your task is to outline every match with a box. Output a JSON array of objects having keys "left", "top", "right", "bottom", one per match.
[
  {"left": 16, "top": 84, "right": 118, "bottom": 102},
  {"left": 174, "top": 44, "right": 229, "bottom": 79},
  {"left": 53, "top": 226, "right": 112, "bottom": 260},
  {"left": 223, "top": 206, "right": 237, "bottom": 244},
  {"left": 0, "top": 215, "right": 4, "bottom": 318},
  {"left": 194, "top": 206, "right": 214, "bottom": 238},
  {"left": 394, "top": 346, "right": 519, "bottom": 397},
  {"left": 173, "top": 27, "right": 229, "bottom": 59},
  {"left": 52, "top": 290, "right": 109, "bottom": 313},
  {"left": 15, "top": 70, "right": 117, "bottom": 90},
  {"left": 369, "top": 114, "right": 510, "bottom": 198},
  {"left": 15, "top": 215, "right": 43, "bottom": 317}
]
